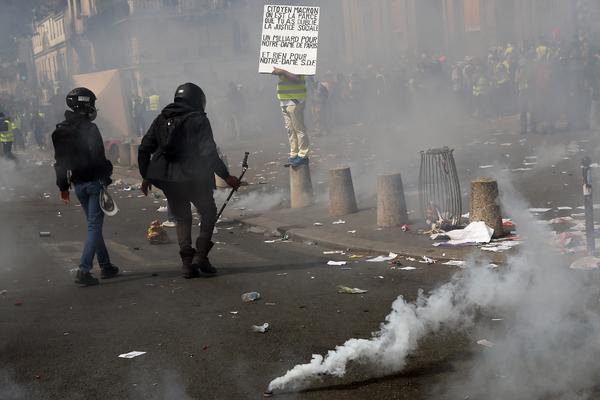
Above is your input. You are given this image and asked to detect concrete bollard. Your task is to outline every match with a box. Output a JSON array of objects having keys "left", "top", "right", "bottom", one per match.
[
  {"left": 328, "top": 167, "right": 358, "bottom": 216},
  {"left": 117, "top": 143, "right": 131, "bottom": 166},
  {"left": 470, "top": 177, "right": 504, "bottom": 238},
  {"left": 290, "top": 163, "right": 313, "bottom": 208},
  {"left": 129, "top": 144, "right": 139, "bottom": 167},
  {"left": 377, "top": 173, "right": 408, "bottom": 227}
]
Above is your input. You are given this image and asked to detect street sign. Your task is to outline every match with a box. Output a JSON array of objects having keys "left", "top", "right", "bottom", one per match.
[{"left": 258, "top": 4, "right": 320, "bottom": 75}]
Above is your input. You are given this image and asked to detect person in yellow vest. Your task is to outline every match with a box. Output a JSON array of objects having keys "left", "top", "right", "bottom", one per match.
[
  {"left": 148, "top": 92, "right": 160, "bottom": 113},
  {"left": 272, "top": 67, "right": 309, "bottom": 167},
  {"left": 472, "top": 65, "right": 489, "bottom": 118},
  {"left": 0, "top": 112, "right": 15, "bottom": 160}
]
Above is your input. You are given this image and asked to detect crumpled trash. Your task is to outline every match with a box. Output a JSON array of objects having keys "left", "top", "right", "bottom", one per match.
[
  {"left": 252, "top": 323, "right": 270, "bottom": 333},
  {"left": 476, "top": 339, "right": 496, "bottom": 348},
  {"left": 241, "top": 292, "right": 261, "bottom": 302},
  {"left": 419, "top": 256, "right": 436, "bottom": 264},
  {"left": 443, "top": 260, "right": 466, "bottom": 267},
  {"left": 569, "top": 256, "right": 600, "bottom": 270},
  {"left": 366, "top": 252, "right": 398, "bottom": 263},
  {"left": 327, "top": 261, "right": 347, "bottom": 266},
  {"left": 156, "top": 206, "right": 168, "bottom": 212},
  {"left": 118, "top": 351, "right": 146, "bottom": 359},
  {"left": 432, "top": 222, "right": 494, "bottom": 246},
  {"left": 332, "top": 219, "right": 346, "bottom": 225},
  {"left": 401, "top": 224, "right": 410, "bottom": 232},
  {"left": 337, "top": 285, "right": 368, "bottom": 294},
  {"left": 147, "top": 220, "right": 170, "bottom": 244}
]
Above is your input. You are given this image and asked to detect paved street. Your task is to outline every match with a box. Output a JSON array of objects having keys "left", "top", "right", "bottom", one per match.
[{"left": 2, "top": 116, "right": 600, "bottom": 400}]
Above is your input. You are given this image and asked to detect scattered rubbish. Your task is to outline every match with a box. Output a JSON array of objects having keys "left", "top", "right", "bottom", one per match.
[
  {"left": 376, "top": 275, "right": 385, "bottom": 279},
  {"left": 476, "top": 339, "right": 496, "bottom": 348},
  {"left": 349, "top": 255, "right": 364, "bottom": 259},
  {"left": 557, "top": 206, "right": 573, "bottom": 211},
  {"left": 443, "top": 260, "right": 466, "bottom": 267},
  {"left": 276, "top": 273, "right": 288, "bottom": 276},
  {"left": 0, "top": 289, "right": 7, "bottom": 295},
  {"left": 39, "top": 232, "right": 51, "bottom": 237},
  {"left": 419, "top": 256, "right": 436, "bottom": 264},
  {"left": 328, "top": 261, "right": 347, "bottom": 266},
  {"left": 314, "top": 222, "right": 324, "bottom": 226},
  {"left": 118, "top": 351, "right": 146, "bottom": 359},
  {"left": 401, "top": 224, "right": 410, "bottom": 232},
  {"left": 432, "top": 221, "right": 493, "bottom": 246},
  {"left": 481, "top": 241, "right": 521, "bottom": 253},
  {"left": 399, "top": 266, "right": 417, "bottom": 271},
  {"left": 323, "top": 250, "right": 345, "bottom": 255},
  {"left": 366, "top": 252, "right": 398, "bottom": 263},
  {"left": 479, "top": 165, "right": 494, "bottom": 169},
  {"left": 252, "top": 323, "right": 270, "bottom": 333},
  {"left": 406, "top": 257, "right": 416, "bottom": 261},
  {"left": 491, "top": 318, "right": 504, "bottom": 321},
  {"left": 569, "top": 257, "right": 600, "bottom": 270},
  {"left": 241, "top": 292, "right": 261, "bottom": 302},
  {"left": 347, "top": 230, "right": 357, "bottom": 234},
  {"left": 230, "top": 311, "right": 239, "bottom": 315},
  {"left": 337, "top": 286, "right": 368, "bottom": 294},
  {"left": 147, "top": 220, "right": 170, "bottom": 244},
  {"left": 528, "top": 208, "right": 552, "bottom": 213},
  {"left": 332, "top": 219, "right": 346, "bottom": 225}
]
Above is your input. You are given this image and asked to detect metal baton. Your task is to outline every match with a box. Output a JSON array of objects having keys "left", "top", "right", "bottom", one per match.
[{"left": 217, "top": 152, "right": 250, "bottom": 221}]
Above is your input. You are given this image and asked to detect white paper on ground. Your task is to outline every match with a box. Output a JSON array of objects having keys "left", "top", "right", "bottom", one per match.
[
  {"left": 444, "top": 260, "right": 466, "bottom": 267},
  {"left": 528, "top": 208, "right": 552, "bottom": 213},
  {"left": 419, "top": 256, "right": 436, "bottom": 264},
  {"left": 323, "top": 250, "right": 345, "bottom": 255},
  {"left": 399, "top": 266, "right": 417, "bottom": 271},
  {"left": 476, "top": 339, "right": 496, "bottom": 348},
  {"left": 252, "top": 323, "right": 270, "bottom": 333},
  {"left": 332, "top": 219, "right": 346, "bottom": 225},
  {"left": 327, "top": 261, "right": 347, "bottom": 266},
  {"left": 118, "top": 351, "right": 146, "bottom": 359},
  {"left": 366, "top": 252, "right": 398, "bottom": 263},
  {"left": 435, "top": 221, "right": 494, "bottom": 245}
]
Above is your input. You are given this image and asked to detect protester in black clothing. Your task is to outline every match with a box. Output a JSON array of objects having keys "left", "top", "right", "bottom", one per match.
[
  {"left": 138, "top": 82, "right": 240, "bottom": 278},
  {"left": 52, "top": 87, "right": 119, "bottom": 286}
]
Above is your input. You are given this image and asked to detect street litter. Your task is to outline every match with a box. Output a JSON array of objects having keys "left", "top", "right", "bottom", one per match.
[
  {"left": 569, "top": 257, "right": 600, "bottom": 270},
  {"left": 147, "top": 220, "right": 170, "bottom": 244},
  {"left": 399, "top": 267, "right": 417, "bottom": 271},
  {"left": 337, "top": 286, "right": 368, "bottom": 294},
  {"left": 479, "top": 165, "right": 494, "bottom": 169},
  {"left": 332, "top": 219, "right": 346, "bottom": 225},
  {"left": 491, "top": 318, "right": 504, "bottom": 321},
  {"left": 156, "top": 206, "right": 168, "bottom": 212},
  {"left": 476, "top": 339, "right": 496, "bottom": 348},
  {"left": 328, "top": 261, "right": 347, "bottom": 266},
  {"left": 401, "top": 224, "right": 410, "bottom": 232},
  {"left": 252, "top": 323, "right": 270, "bottom": 333},
  {"left": 241, "top": 292, "right": 261, "bottom": 302},
  {"left": 528, "top": 208, "right": 552, "bottom": 213},
  {"left": 419, "top": 256, "right": 436, "bottom": 264},
  {"left": 349, "top": 255, "right": 364, "bottom": 259},
  {"left": 444, "top": 260, "right": 466, "bottom": 267},
  {"left": 557, "top": 206, "right": 573, "bottom": 210},
  {"left": 323, "top": 250, "right": 345, "bottom": 255},
  {"left": 230, "top": 311, "right": 239, "bottom": 315},
  {"left": 347, "top": 230, "right": 357, "bottom": 234},
  {"left": 276, "top": 273, "right": 288, "bottom": 276},
  {"left": 406, "top": 257, "right": 416, "bottom": 261},
  {"left": 0, "top": 290, "right": 7, "bottom": 295},
  {"left": 118, "top": 351, "right": 146, "bottom": 359},
  {"left": 480, "top": 241, "right": 522, "bottom": 252},
  {"left": 432, "top": 221, "right": 493, "bottom": 246},
  {"left": 39, "top": 232, "right": 51, "bottom": 237},
  {"left": 314, "top": 222, "right": 324, "bottom": 226},
  {"left": 366, "top": 252, "right": 398, "bottom": 263}
]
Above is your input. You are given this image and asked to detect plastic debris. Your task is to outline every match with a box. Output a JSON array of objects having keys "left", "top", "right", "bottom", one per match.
[
  {"left": 241, "top": 292, "right": 261, "bottom": 302},
  {"left": 444, "top": 260, "right": 466, "bottom": 267},
  {"left": 147, "top": 220, "right": 170, "bottom": 244},
  {"left": 399, "top": 266, "right": 417, "bottom": 271},
  {"left": 401, "top": 224, "right": 410, "bottom": 232},
  {"left": 332, "top": 219, "right": 346, "bottom": 225},
  {"left": 156, "top": 206, "right": 168, "bottom": 212},
  {"left": 337, "top": 285, "right": 368, "bottom": 294},
  {"left": 432, "top": 221, "right": 493, "bottom": 246},
  {"left": 314, "top": 222, "right": 324, "bottom": 226},
  {"left": 569, "top": 257, "right": 600, "bottom": 270},
  {"left": 366, "top": 252, "right": 398, "bottom": 263},
  {"left": 419, "top": 256, "right": 436, "bottom": 264},
  {"left": 528, "top": 208, "right": 552, "bottom": 213},
  {"left": 323, "top": 250, "right": 345, "bottom": 255},
  {"left": 327, "top": 261, "right": 347, "bottom": 266},
  {"left": 118, "top": 351, "right": 146, "bottom": 359},
  {"left": 252, "top": 323, "right": 270, "bottom": 333},
  {"left": 347, "top": 230, "right": 357, "bottom": 234},
  {"left": 476, "top": 339, "right": 496, "bottom": 348}
]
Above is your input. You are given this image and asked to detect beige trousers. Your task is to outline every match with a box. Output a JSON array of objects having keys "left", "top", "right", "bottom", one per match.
[{"left": 281, "top": 103, "right": 309, "bottom": 158}]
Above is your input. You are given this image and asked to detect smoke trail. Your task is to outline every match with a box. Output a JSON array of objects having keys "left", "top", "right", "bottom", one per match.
[{"left": 268, "top": 173, "right": 600, "bottom": 397}]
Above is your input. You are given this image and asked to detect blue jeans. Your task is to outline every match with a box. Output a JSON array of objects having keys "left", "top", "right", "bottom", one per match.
[{"left": 74, "top": 181, "right": 111, "bottom": 272}]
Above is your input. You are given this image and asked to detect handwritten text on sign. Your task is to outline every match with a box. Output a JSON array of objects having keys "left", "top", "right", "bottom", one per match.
[{"left": 258, "top": 5, "right": 320, "bottom": 75}]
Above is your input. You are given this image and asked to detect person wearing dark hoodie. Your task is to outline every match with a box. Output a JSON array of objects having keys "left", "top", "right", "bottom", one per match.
[
  {"left": 138, "top": 83, "right": 240, "bottom": 278},
  {"left": 52, "top": 87, "right": 119, "bottom": 287}
]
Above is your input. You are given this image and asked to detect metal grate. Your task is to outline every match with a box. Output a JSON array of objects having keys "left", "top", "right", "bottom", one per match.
[{"left": 419, "top": 147, "right": 462, "bottom": 227}]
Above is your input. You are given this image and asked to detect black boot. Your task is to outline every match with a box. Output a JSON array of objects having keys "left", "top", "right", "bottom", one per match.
[
  {"left": 180, "top": 247, "right": 198, "bottom": 279},
  {"left": 193, "top": 236, "right": 216, "bottom": 275},
  {"left": 100, "top": 263, "right": 119, "bottom": 279},
  {"left": 75, "top": 270, "right": 99, "bottom": 286}
]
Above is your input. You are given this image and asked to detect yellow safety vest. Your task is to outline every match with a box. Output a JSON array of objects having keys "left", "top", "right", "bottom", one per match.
[
  {"left": 149, "top": 95, "right": 160, "bottom": 111},
  {"left": 473, "top": 77, "right": 488, "bottom": 97},
  {"left": 0, "top": 120, "right": 14, "bottom": 143},
  {"left": 277, "top": 76, "right": 306, "bottom": 101}
]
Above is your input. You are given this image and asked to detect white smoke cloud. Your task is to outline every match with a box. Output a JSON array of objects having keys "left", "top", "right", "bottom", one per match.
[{"left": 267, "top": 173, "right": 600, "bottom": 399}]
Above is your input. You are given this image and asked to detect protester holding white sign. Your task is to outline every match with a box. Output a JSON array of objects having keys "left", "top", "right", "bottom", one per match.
[{"left": 259, "top": 5, "right": 319, "bottom": 167}]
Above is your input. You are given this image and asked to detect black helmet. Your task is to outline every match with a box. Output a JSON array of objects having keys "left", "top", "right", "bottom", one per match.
[
  {"left": 66, "top": 87, "right": 97, "bottom": 114},
  {"left": 174, "top": 82, "right": 206, "bottom": 111}
]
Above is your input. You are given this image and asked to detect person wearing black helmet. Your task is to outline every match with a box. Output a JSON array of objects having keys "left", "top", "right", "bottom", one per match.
[
  {"left": 52, "top": 87, "right": 119, "bottom": 286},
  {"left": 138, "top": 82, "right": 240, "bottom": 278}
]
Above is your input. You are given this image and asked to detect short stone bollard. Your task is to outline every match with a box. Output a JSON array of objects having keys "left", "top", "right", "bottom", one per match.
[
  {"left": 470, "top": 177, "right": 503, "bottom": 238},
  {"left": 329, "top": 167, "right": 358, "bottom": 216},
  {"left": 290, "top": 163, "right": 313, "bottom": 209},
  {"left": 117, "top": 143, "right": 131, "bottom": 166},
  {"left": 129, "top": 144, "right": 139, "bottom": 167},
  {"left": 377, "top": 173, "right": 408, "bottom": 227}
]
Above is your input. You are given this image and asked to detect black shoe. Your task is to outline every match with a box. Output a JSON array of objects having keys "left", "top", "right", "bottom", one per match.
[
  {"left": 75, "top": 270, "right": 99, "bottom": 286},
  {"left": 193, "top": 238, "right": 217, "bottom": 275},
  {"left": 198, "top": 259, "right": 217, "bottom": 275},
  {"left": 100, "top": 264, "right": 119, "bottom": 279}
]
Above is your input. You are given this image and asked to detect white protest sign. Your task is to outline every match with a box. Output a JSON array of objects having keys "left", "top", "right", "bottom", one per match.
[{"left": 258, "top": 4, "right": 320, "bottom": 75}]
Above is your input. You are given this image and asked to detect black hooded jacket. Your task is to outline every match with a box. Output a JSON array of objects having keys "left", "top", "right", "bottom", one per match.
[
  {"left": 138, "top": 101, "right": 229, "bottom": 188},
  {"left": 52, "top": 110, "right": 113, "bottom": 191}
]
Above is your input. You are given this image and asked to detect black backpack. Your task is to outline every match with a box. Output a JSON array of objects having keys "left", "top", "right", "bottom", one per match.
[
  {"left": 161, "top": 112, "right": 200, "bottom": 162},
  {"left": 53, "top": 122, "right": 94, "bottom": 171}
]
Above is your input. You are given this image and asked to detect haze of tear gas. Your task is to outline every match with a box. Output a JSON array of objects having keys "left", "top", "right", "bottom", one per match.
[{"left": 267, "top": 171, "right": 600, "bottom": 399}]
